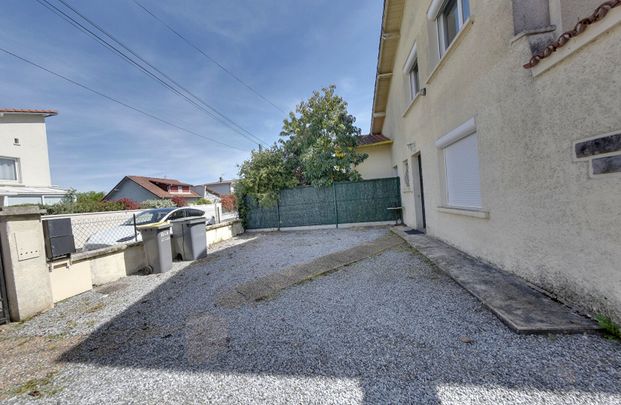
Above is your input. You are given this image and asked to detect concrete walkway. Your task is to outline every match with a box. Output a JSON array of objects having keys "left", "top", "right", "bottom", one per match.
[{"left": 392, "top": 227, "right": 600, "bottom": 334}]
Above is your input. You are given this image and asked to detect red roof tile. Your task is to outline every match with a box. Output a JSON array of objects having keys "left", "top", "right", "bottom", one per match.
[
  {"left": 0, "top": 108, "right": 58, "bottom": 116},
  {"left": 357, "top": 134, "right": 392, "bottom": 146},
  {"left": 127, "top": 176, "right": 200, "bottom": 199},
  {"left": 104, "top": 176, "right": 200, "bottom": 200}
]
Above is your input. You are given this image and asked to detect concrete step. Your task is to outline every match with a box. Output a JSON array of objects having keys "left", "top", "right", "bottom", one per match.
[{"left": 392, "top": 227, "right": 600, "bottom": 335}]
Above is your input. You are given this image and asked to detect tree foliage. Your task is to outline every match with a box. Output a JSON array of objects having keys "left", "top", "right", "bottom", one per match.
[
  {"left": 280, "top": 85, "right": 367, "bottom": 187},
  {"left": 236, "top": 86, "right": 367, "bottom": 216},
  {"left": 236, "top": 146, "right": 298, "bottom": 207},
  {"left": 44, "top": 189, "right": 126, "bottom": 214}
]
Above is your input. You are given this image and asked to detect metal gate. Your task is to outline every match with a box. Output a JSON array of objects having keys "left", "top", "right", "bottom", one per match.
[{"left": 0, "top": 240, "right": 9, "bottom": 324}]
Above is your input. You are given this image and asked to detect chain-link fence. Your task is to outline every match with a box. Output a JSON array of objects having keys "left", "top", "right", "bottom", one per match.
[
  {"left": 44, "top": 210, "right": 140, "bottom": 252},
  {"left": 42, "top": 203, "right": 234, "bottom": 253}
]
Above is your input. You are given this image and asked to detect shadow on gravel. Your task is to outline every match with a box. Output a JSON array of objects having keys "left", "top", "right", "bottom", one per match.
[{"left": 59, "top": 234, "right": 621, "bottom": 404}]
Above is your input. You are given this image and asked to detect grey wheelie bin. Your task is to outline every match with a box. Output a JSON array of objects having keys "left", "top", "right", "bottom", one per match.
[
  {"left": 170, "top": 217, "right": 207, "bottom": 261},
  {"left": 138, "top": 223, "right": 172, "bottom": 273}
]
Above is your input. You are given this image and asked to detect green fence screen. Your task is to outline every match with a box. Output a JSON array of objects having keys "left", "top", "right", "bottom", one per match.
[{"left": 245, "top": 177, "right": 401, "bottom": 230}]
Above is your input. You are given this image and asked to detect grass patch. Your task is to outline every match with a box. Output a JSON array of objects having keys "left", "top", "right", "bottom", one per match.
[
  {"left": 11, "top": 371, "right": 61, "bottom": 398},
  {"left": 596, "top": 315, "right": 621, "bottom": 340},
  {"left": 84, "top": 302, "right": 106, "bottom": 313}
]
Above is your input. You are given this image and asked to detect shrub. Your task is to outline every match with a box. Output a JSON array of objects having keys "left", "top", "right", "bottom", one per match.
[
  {"left": 193, "top": 198, "right": 213, "bottom": 205},
  {"left": 140, "top": 199, "right": 176, "bottom": 209},
  {"left": 221, "top": 194, "right": 236, "bottom": 212},
  {"left": 114, "top": 198, "right": 140, "bottom": 210},
  {"left": 171, "top": 196, "right": 187, "bottom": 207}
]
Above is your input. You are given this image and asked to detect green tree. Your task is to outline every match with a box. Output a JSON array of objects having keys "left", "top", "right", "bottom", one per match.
[
  {"left": 236, "top": 146, "right": 298, "bottom": 207},
  {"left": 280, "top": 85, "right": 367, "bottom": 186},
  {"left": 75, "top": 191, "right": 105, "bottom": 203}
]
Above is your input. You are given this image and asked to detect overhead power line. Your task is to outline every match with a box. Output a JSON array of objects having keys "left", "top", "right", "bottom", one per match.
[
  {"left": 36, "top": 0, "right": 267, "bottom": 147},
  {"left": 0, "top": 47, "right": 248, "bottom": 152},
  {"left": 132, "top": 0, "right": 286, "bottom": 114}
]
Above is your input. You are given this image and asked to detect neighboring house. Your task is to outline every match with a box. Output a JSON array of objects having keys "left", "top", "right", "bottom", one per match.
[
  {"left": 192, "top": 185, "right": 222, "bottom": 203},
  {"left": 371, "top": 1, "right": 621, "bottom": 318},
  {"left": 198, "top": 177, "right": 236, "bottom": 196},
  {"left": 355, "top": 134, "right": 395, "bottom": 179},
  {"left": 104, "top": 176, "right": 200, "bottom": 204},
  {"left": 0, "top": 108, "right": 67, "bottom": 206}
]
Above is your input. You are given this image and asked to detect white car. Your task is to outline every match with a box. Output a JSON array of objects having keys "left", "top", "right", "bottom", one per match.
[{"left": 83, "top": 207, "right": 212, "bottom": 251}]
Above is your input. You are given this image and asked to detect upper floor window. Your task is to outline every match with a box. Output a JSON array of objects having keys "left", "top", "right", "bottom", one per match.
[
  {"left": 0, "top": 157, "right": 18, "bottom": 181},
  {"left": 437, "top": 0, "right": 470, "bottom": 55},
  {"left": 403, "top": 42, "right": 421, "bottom": 102},
  {"left": 409, "top": 60, "right": 420, "bottom": 100}
]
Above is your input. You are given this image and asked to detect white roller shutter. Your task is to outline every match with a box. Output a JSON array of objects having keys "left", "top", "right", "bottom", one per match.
[{"left": 444, "top": 132, "right": 481, "bottom": 209}]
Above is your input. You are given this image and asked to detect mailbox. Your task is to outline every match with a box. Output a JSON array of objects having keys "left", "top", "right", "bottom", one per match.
[{"left": 42, "top": 218, "right": 76, "bottom": 260}]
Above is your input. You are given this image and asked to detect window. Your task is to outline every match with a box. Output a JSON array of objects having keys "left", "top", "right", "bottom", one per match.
[
  {"left": 443, "top": 133, "right": 481, "bottom": 209},
  {"left": 437, "top": 0, "right": 470, "bottom": 55},
  {"left": 409, "top": 60, "right": 420, "bottom": 100},
  {"left": 403, "top": 159, "right": 410, "bottom": 188},
  {"left": 403, "top": 43, "right": 421, "bottom": 102},
  {"left": 186, "top": 209, "right": 205, "bottom": 218},
  {"left": 435, "top": 118, "right": 481, "bottom": 209},
  {"left": 168, "top": 210, "right": 186, "bottom": 221},
  {"left": 0, "top": 158, "right": 18, "bottom": 181}
]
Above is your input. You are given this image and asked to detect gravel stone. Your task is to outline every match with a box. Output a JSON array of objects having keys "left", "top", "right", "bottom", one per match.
[{"left": 3, "top": 228, "right": 620, "bottom": 404}]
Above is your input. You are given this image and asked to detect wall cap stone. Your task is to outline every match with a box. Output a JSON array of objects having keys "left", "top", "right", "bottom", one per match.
[{"left": 0, "top": 206, "right": 46, "bottom": 217}]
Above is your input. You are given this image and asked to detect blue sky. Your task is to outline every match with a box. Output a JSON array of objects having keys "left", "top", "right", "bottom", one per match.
[{"left": 0, "top": 0, "right": 382, "bottom": 192}]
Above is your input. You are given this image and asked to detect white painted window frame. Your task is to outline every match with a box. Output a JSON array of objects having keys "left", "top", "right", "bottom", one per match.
[
  {"left": 0, "top": 156, "right": 20, "bottom": 183},
  {"left": 403, "top": 42, "right": 420, "bottom": 102},
  {"left": 403, "top": 159, "right": 411, "bottom": 189},
  {"left": 428, "top": 0, "right": 470, "bottom": 57},
  {"left": 435, "top": 117, "right": 482, "bottom": 210}
]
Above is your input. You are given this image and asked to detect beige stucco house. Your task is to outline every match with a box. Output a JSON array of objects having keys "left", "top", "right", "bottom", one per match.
[
  {"left": 355, "top": 134, "right": 396, "bottom": 180},
  {"left": 370, "top": 0, "right": 621, "bottom": 320},
  {"left": 0, "top": 108, "right": 67, "bottom": 206}
]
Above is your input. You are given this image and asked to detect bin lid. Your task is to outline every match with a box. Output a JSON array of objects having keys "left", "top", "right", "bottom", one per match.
[
  {"left": 170, "top": 217, "right": 207, "bottom": 225},
  {"left": 137, "top": 222, "right": 172, "bottom": 231}
]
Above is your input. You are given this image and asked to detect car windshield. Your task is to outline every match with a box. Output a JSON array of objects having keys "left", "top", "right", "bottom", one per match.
[{"left": 123, "top": 208, "right": 175, "bottom": 226}]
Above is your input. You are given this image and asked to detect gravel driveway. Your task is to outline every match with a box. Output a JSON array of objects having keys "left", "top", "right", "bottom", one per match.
[{"left": 1, "top": 227, "right": 620, "bottom": 404}]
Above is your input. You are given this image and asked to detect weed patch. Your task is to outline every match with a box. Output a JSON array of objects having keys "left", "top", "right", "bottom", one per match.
[{"left": 596, "top": 315, "right": 621, "bottom": 340}]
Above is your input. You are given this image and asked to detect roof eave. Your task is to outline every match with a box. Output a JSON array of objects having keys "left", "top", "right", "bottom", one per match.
[
  {"left": 356, "top": 140, "right": 394, "bottom": 149},
  {"left": 370, "top": 0, "right": 405, "bottom": 135}
]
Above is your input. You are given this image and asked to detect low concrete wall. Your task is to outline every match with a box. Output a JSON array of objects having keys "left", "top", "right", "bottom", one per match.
[
  {"left": 0, "top": 207, "right": 53, "bottom": 321},
  {"left": 47, "top": 220, "right": 244, "bottom": 303},
  {"left": 206, "top": 220, "right": 244, "bottom": 245},
  {"left": 48, "top": 260, "right": 93, "bottom": 303}
]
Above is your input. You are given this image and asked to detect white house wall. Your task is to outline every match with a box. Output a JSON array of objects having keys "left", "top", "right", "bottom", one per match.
[
  {"left": 356, "top": 144, "right": 395, "bottom": 180},
  {"left": 0, "top": 114, "right": 53, "bottom": 187},
  {"left": 382, "top": 1, "right": 621, "bottom": 320}
]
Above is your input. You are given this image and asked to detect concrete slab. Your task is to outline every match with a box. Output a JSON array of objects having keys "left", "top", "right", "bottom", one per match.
[
  {"left": 392, "top": 227, "right": 600, "bottom": 335},
  {"left": 217, "top": 233, "right": 404, "bottom": 308}
]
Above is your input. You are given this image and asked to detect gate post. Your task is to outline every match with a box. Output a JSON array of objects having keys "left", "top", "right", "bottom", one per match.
[
  {"left": 276, "top": 198, "right": 281, "bottom": 231},
  {"left": 0, "top": 206, "right": 53, "bottom": 321},
  {"left": 333, "top": 183, "right": 339, "bottom": 229}
]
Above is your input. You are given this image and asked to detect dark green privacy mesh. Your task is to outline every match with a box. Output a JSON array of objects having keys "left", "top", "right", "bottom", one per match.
[{"left": 245, "top": 178, "right": 401, "bottom": 230}]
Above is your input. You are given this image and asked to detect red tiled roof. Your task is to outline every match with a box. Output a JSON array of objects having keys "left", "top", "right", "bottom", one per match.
[
  {"left": 357, "top": 134, "right": 392, "bottom": 146},
  {"left": 103, "top": 176, "right": 200, "bottom": 200},
  {"left": 0, "top": 108, "right": 58, "bottom": 116},
  {"left": 127, "top": 176, "right": 200, "bottom": 199}
]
